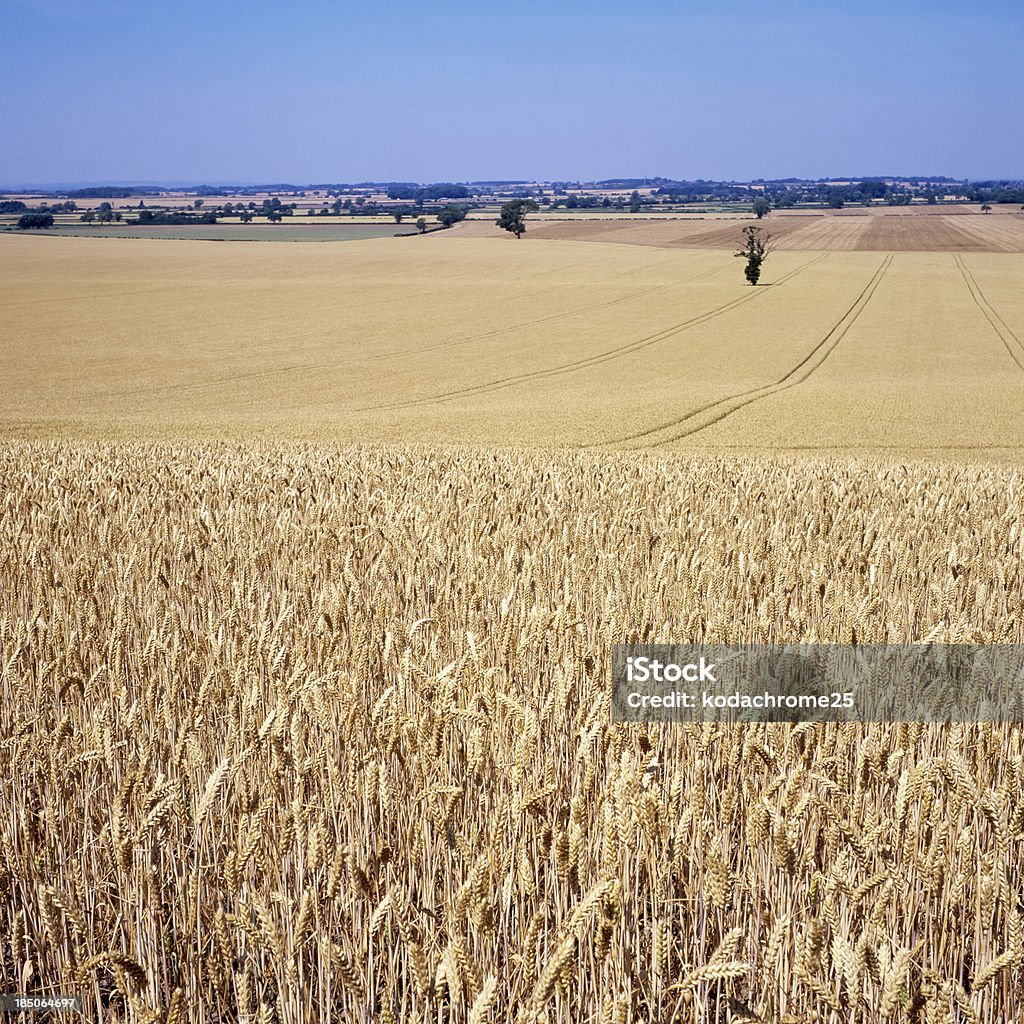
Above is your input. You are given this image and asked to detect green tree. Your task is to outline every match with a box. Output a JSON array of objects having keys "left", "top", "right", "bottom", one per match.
[
  {"left": 734, "top": 225, "right": 774, "bottom": 286},
  {"left": 496, "top": 198, "right": 539, "bottom": 239},
  {"left": 827, "top": 193, "right": 845, "bottom": 209},
  {"left": 393, "top": 209, "right": 405, "bottom": 223},
  {"left": 981, "top": 203, "right": 992, "bottom": 214},
  {"left": 17, "top": 212, "right": 54, "bottom": 229},
  {"left": 752, "top": 196, "right": 771, "bottom": 219},
  {"left": 80, "top": 211, "right": 95, "bottom": 223},
  {"left": 629, "top": 190, "right": 642, "bottom": 213},
  {"left": 436, "top": 204, "right": 466, "bottom": 228},
  {"left": 416, "top": 217, "right": 428, "bottom": 234}
]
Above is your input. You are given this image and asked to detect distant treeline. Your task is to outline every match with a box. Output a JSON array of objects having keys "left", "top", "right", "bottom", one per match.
[
  {"left": 385, "top": 183, "right": 471, "bottom": 201},
  {"left": 965, "top": 182, "right": 1024, "bottom": 204},
  {"left": 7, "top": 176, "right": 1022, "bottom": 210},
  {"left": 67, "top": 187, "right": 136, "bottom": 198},
  {"left": 135, "top": 210, "right": 219, "bottom": 225},
  {"left": 1, "top": 199, "right": 77, "bottom": 214},
  {"left": 651, "top": 178, "right": 1024, "bottom": 207}
]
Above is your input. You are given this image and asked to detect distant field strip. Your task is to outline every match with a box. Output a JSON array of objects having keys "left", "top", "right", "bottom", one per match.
[
  {"left": 954, "top": 254, "right": 1024, "bottom": 370},
  {"left": 363, "top": 253, "right": 829, "bottom": 411},
  {"left": 603, "top": 255, "right": 893, "bottom": 449},
  {"left": 524, "top": 212, "right": 1024, "bottom": 253}
]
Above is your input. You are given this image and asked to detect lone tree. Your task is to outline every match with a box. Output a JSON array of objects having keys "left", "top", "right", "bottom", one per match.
[
  {"left": 415, "top": 216, "right": 428, "bottom": 234},
  {"left": 752, "top": 196, "right": 771, "bottom": 219},
  {"left": 496, "top": 198, "right": 539, "bottom": 239},
  {"left": 981, "top": 203, "right": 992, "bottom": 214},
  {"left": 734, "top": 225, "right": 774, "bottom": 286},
  {"left": 629, "top": 190, "right": 642, "bottom": 213}
]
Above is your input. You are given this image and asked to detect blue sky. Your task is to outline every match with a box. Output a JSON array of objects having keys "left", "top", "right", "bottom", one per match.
[{"left": 2, "top": 0, "right": 1021, "bottom": 185}]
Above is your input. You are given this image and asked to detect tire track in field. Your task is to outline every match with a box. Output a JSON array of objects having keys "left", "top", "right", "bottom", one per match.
[
  {"left": 953, "top": 255, "right": 1024, "bottom": 371},
  {"left": 364, "top": 253, "right": 735, "bottom": 363},
  {"left": 113, "top": 258, "right": 734, "bottom": 400},
  {"left": 603, "top": 254, "right": 892, "bottom": 450},
  {"left": 361, "top": 253, "right": 830, "bottom": 412}
]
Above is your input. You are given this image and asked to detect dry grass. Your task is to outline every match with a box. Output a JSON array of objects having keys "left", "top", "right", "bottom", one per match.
[
  {"left": 2, "top": 442, "right": 1023, "bottom": 1023},
  {"left": 2, "top": 237, "right": 1024, "bottom": 458}
]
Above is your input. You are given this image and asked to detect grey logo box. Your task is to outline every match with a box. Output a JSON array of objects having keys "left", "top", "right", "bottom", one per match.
[
  {"left": 0, "top": 994, "right": 83, "bottom": 1013},
  {"left": 611, "top": 644, "right": 1024, "bottom": 723}
]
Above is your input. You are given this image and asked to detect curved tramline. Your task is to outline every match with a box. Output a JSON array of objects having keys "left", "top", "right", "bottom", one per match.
[
  {"left": 361, "top": 254, "right": 830, "bottom": 413},
  {"left": 601, "top": 255, "right": 893, "bottom": 449},
  {"left": 663, "top": 251, "right": 1024, "bottom": 455},
  {"left": 363, "top": 251, "right": 732, "bottom": 364}
]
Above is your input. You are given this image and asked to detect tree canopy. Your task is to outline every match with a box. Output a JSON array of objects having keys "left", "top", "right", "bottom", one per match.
[
  {"left": 734, "top": 225, "right": 774, "bottom": 286},
  {"left": 496, "top": 198, "right": 539, "bottom": 239},
  {"left": 17, "top": 212, "right": 54, "bottom": 229},
  {"left": 437, "top": 205, "right": 467, "bottom": 228}
]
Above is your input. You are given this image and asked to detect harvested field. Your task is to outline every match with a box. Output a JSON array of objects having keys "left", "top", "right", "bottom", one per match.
[
  {"left": 501, "top": 209, "right": 1024, "bottom": 252},
  {"left": 2, "top": 442, "right": 1024, "bottom": 1023}
]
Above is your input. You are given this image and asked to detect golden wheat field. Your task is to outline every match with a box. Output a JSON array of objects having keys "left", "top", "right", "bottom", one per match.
[
  {"left": 2, "top": 444, "right": 1023, "bottom": 1024},
  {"left": 2, "top": 232, "right": 1024, "bottom": 458},
  {"left": 2, "top": 220, "right": 1024, "bottom": 1023}
]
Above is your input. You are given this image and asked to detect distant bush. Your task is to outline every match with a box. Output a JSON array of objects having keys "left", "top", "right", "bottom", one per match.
[
  {"left": 437, "top": 205, "right": 467, "bottom": 228},
  {"left": 17, "top": 212, "right": 54, "bottom": 229}
]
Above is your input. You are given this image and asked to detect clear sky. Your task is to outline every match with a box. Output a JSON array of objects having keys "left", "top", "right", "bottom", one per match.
[{"left": 2, "top": 0, "right": 1021, "bottom": 186}]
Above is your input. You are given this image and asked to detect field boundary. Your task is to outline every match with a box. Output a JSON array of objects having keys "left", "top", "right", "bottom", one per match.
[{"left": 601, "top": 254, "right": 893, "bottom": 449}]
